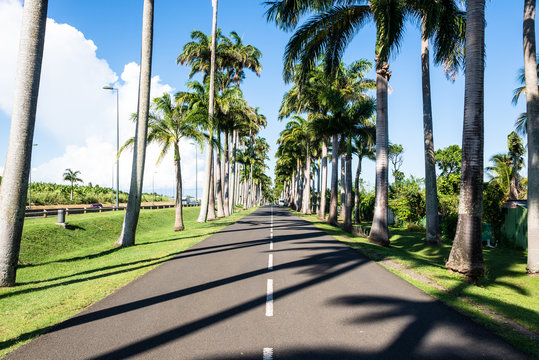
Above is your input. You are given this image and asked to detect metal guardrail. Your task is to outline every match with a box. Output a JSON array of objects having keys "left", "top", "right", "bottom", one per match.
[{"left": 25, "top": 203, "right": 199, "bottom": 218}]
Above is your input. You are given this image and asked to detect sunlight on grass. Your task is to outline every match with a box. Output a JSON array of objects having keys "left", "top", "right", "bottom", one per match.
[{"left": 0, "top": 207, "right": 257, "bottom": 357}]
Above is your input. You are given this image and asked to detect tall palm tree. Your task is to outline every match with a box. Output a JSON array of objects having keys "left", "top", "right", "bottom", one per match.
[
  {"left": 0, "top": 0, "right": 48, "bottom": 287},
  {"left": 120, "top": 94, "right": 205, "bottom": 231},
  {"left": 116, "top": 0, "right": 154, "bottom": 247},
  {"left": 523, "top": 0, "right": 539, "bottom": 274},
  {"left": 417, "top": 1, "right": 465, "bottom": 245},
  {"left": 446, "top": 0, "right": 486, "bottom": 281},
  {"left": 63, "top": 168, "right": 83, "bottom": 201},
  {"left": 486, "top": 154, "right": 513, "bottom": 199}
]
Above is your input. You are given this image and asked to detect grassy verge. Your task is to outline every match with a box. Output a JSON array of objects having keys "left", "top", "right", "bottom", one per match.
[
  {"left": 0, "top": 206, "right": 257, "bottom": 358},
  {"left": 292, "top": 211, "right": 539, "bottom": 358}
]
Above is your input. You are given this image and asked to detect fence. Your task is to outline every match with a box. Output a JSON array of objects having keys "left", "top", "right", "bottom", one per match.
[
  {"left": 25, "top": 203, "right": 198, "bottom": 219},
  {"left": 500, "top": 206, "right": 528, "bottom": 249}
]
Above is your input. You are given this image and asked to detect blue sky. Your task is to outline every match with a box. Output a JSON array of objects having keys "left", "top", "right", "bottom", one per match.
[{"left": 0, "top": 0, "right": 528, "bottom": 197}]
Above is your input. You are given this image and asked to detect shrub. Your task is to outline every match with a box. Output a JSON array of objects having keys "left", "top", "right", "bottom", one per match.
[
  {"left": 406, "top": 223, "right": 425, "bottom": 233},
  {"left": 390, "top": 176, "right": 426, "bottom": 223},
  {"left": 483, "top": 181, "right": 506, "bottom": 241}
]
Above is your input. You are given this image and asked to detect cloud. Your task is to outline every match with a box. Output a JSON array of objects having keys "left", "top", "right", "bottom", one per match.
[{"left": 0, "top": 0, "right": 204, "bottom": 195}]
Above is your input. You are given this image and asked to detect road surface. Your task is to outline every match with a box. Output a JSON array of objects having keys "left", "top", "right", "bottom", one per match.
[{"left": 7, "top": 206, "right": 530, "bottom": 359}]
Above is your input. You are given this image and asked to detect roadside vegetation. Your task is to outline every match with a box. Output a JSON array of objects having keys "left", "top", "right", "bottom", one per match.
[
  {"left": 25, "top": 182, "right": 169, "bottom": 206},
  {"left": 292, "top": 210, "right": 539, "bottom": 358},
  {"left": 0, "top": 206, "right": 257, "bottom": 357}
]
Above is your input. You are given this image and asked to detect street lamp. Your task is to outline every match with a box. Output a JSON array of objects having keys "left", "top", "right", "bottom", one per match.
[
  {"left": 28, "top": 143, "right": 38, "bottom": 209},
  {"left": 102, "top": 85, "right": 120, "bottom": 209}
]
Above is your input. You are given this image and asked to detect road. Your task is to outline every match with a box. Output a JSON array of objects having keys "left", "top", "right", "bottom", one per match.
[{"left": 7, "top": 206, "right": 530, "bottom": 359}]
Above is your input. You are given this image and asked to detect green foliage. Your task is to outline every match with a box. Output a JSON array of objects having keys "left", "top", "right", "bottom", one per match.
[
  {"left": 435, "top": 144, "right": 462, "bottom": 176},
  {"left": 388, "top": 144, "right": 404, "bottom": 182},
  {"left": 355, "top": 189, "right": 375, "bottom": 221},
  {"left": 27, "top": 182, "right": 168, "bottom": 206},
  {"left": 483, "top": 182, "right": 506, "bottom": 242},
  {"left": 438, "top": 192, "right": 459, "bottom": 216},
  {"left": 406, "top": 223, "right": 425, "bottom": 233},
  {"left": 390, "top": 176, "right": 426, "bottom": 223},
  {"left": 437, "top": 172, "right": 460, "bottom": 195}
]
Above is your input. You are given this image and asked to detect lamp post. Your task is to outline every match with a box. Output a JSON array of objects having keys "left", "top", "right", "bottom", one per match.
[
  {"left": 28, "top": 143, "right": 38, "bottom": 209},
  {"left": 102, "top": 86, "right": 119, "bottom": 209}
]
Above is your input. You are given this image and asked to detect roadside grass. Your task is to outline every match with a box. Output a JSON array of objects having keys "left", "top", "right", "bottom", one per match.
[
  {"left": 292, "top": 211, "right": 539, "bottom": 358},
  {"left": 0, "top": 206, "right": 257, "bottom": 358}
]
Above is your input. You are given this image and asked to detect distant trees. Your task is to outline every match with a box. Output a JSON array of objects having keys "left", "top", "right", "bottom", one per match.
[{"left": 63, "top": 169, "right": 83, "bottom": 201}]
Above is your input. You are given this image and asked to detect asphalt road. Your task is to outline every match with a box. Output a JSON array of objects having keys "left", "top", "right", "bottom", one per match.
[{"left": 7, "top": 206, "right": 530, "bottom": 359}]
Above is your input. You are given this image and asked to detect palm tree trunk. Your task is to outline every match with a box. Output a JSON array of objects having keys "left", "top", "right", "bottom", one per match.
[
  {"left": 421, "top": 20, "right": 442, "bottom": 245},
  {"left": 0, "top": 0, "right": 48, "bottom": 287},
  {"left": 328, "top": 134, "right": 339, "bottom": 225},
  {"left": 70, "top": 183, "right": 74, "bottom": 201},
  {"left": 368, "top": 60, "right": 390, "bottom": 246},
  {"left": 229, "top": 130, "right": 237, "bottom": 214},
  {"left": 446, "top": 0, "right": 485, "bottom": 280},
  {"left": 316, "top": 157, "right": 321, "bottom": 214},
  {"left": 340, "top": 152, "right": 346, "bottom": 220},
  {"left": 174, "top": 143, "right": 184, "bottom": 231},
  {"left": 223, "top": 131, "right": 230, "bottom": 216},
  {"left": 319, "top": 139, "right": 328, "bottom": 219},
  {"left": 116, "top": 0, "right": 154, "bottom": 247},
  {"left": 343, "top": 143, "right": 353, "bottom": 233},
  {"left": 354, "top": 155, "right": 362, "bottom": 224},
  {"left": 215, "top": 133, "right": 225, "bottom": 218},
  {"left": 524, "top": 0, "right": 539, "bottom": 274},
  {"left": 197, "top": 0, "right": 218, "bottom": 222},
  {"left": 303, "top": 143, "right": 312, "bottom": 214},
  {"left": 208, "top": 154, "right": 217, "bottom": 221}
]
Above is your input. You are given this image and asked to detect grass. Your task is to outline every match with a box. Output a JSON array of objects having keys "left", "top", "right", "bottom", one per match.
[
  {"left": 0, "top": 206, "right": 257, "bottom": 358},
  {"left": 292, "top": 211, "right": 539, "bottom": 358}
]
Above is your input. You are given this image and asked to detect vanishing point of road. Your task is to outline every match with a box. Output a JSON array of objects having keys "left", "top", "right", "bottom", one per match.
[{"left": 7, "top": 206, "right": 530, "bottom": 359}]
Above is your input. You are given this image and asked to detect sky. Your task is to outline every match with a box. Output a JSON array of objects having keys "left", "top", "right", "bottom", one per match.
[{"left": 0, "top": 0, "right": 528, "bottom": 198}]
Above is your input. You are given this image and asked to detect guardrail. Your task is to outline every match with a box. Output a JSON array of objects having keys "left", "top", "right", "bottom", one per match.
[{"left": 25, "top": 203, "right": 199, "bottom": 218}]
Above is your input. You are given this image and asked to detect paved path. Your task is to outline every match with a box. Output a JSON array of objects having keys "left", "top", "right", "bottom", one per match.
[{"left": 7, "top": 206, "right": 530, "bottom": 359}]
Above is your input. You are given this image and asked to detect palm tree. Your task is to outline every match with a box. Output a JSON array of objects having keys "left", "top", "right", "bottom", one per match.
[
  {"left": 63, "top": 169, "right": 83, "bottom": 201},
  {"left": 523, "top": 0, "right": 539, "bottom": 275},
  {"left": 0, "top": 0, "right": 48, "bottom": 287},
  {"left": 511, "top": 58, "right": 539, "bottom": 136},
  {"left": 417, "top": 1, "right": 465, "bottom": 245},
  {"left": 486, "top": 154, "right": 513, "bottom": 199},
  {"left": 446, "top": 0, "right": 486, "bottom": 281},
  {"left": 120, "top": 94, "right": 205, "bottom": 231},
  {"left": 116, "top": 0, "right": 154, "bottom": 247}
]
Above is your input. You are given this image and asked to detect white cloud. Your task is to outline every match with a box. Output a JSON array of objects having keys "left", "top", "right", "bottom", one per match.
[{"left": 0, "top": 0, "right": 204, "bottom": 195}]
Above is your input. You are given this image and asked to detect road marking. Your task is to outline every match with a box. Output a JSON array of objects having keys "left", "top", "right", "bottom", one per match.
[
  {"left": 270, "top": 241, "right": 273, "bottom": 250},
  {"left": 263, "top": 347, "right": 273, "bottom": 360},
  {"left": 266, "top": 279, "right": 273, "bottom": 316},
  {"left": 268, "top": 254, "right": 273, "bottom": 270}
]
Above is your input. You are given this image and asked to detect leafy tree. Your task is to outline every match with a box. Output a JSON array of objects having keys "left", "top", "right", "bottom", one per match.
[
  {"left": 390, "top": 175, "right": 426, "bottom": 224},
  {"left": 63, "top": 169, "right": 83, "bottom": 201},
  {"left": 388, "top": 144, "right": 404, "bottom": 184},
  {"left": 435, "top": 144, "right": 462, "bottom": 176}
]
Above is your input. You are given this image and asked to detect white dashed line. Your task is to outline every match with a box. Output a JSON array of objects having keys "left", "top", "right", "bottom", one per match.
[
  {"left": 266, "top": 279, "right": 273, "bottom": 317},
  {"left": 263, "top": 347, "right": 273, "bottom": 360},
  {"left": 270, "top": 241, "right": 273, "bottom": 250},
  {"left": 268, "top": 254, "right": 273, "bottom": 270}
]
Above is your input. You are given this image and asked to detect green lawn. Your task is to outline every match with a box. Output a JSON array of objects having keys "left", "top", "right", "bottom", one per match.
[
  {"left": 0, "top": 206, "right": 257, "bottom": 357},
  {"left": 293, "top": 212, "right": 539, "bottom": 358}
]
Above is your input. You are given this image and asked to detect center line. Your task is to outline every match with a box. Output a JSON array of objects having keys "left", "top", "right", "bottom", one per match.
[
  {"left": 266, "top": 279, "right": 273, "bottom": 317},
  {"left": 268, "top": 254, "right": 273, "bottom": 270},
  {"left": 270, "top": 241, "right": 273, "bottom": 250},
  {"left": 263, "top": 348, "right": 273, "bottom": 360}
]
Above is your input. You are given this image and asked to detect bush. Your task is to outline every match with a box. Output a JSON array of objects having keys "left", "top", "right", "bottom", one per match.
[
  {"left": 390, "top": 176, "right": 426, "bottom": 223},
  {"left": 356, "top": 190, "right": 375, "bottom": 221},
  {"left": 438, "top": 193, "right": 459, "bottom": 216},
  {"left": 406, "top": 223, "right": 425, "bottom": 233},
  {"left": 441, "top": 214, "right": 458, "bottom": 241},
  {"left": 483, "top": 182, "right": 506, "bottom": 241}
]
